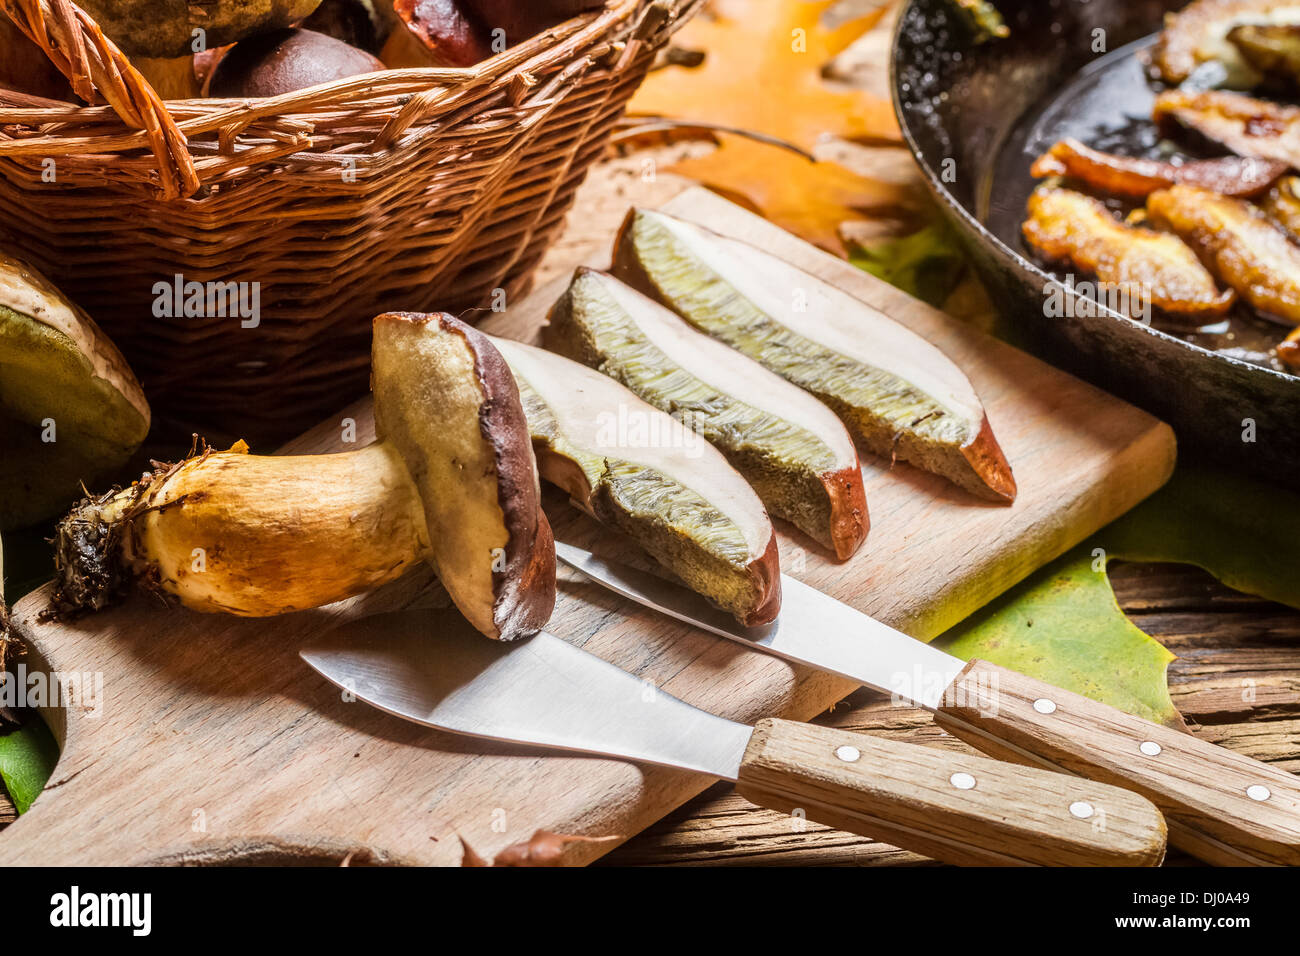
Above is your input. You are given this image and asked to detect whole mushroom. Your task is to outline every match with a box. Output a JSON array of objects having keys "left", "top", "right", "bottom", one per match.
[
  {"left": 76, "top": 0, "right": 327, "bottom": 59},
  {"left": 52, "top": 313, "right": 556, "bottom": 642}
]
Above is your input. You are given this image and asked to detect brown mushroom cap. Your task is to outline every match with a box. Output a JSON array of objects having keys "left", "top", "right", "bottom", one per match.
[
  {"left": 208, "top": 28, "right": 387, "bottom": 98},
  {"left": 371, "top": 312, "right": 555, "bottom": 640},
  {"left": 76, "top": 0, "right": 326, "bottom": 59}
]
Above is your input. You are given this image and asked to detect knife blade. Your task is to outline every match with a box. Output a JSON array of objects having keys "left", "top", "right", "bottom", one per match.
[
  {"left": 556, "top": 542, "right": 1300, "bottom": 866},
  {"left": 556, "top": 541, "right": 964, "bottom": 709},
  {"left": 301, "top": 607, "right": 1166, "bottom": 867}
]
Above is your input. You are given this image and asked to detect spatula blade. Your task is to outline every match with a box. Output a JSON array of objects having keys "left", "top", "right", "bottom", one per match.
[{"left": 300, "top": 608, "right": 753, "bottom": 780}]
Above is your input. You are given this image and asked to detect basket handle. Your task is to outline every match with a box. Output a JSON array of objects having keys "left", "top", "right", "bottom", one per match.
[{"left": 1, "top": 0, "right": 199, "bottom": 198}]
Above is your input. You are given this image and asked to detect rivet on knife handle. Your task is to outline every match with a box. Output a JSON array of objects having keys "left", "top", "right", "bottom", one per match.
[
  {"left": 934, "top": 660, "right": 1300, "bottom": 866},
  {"left": 736, "top": 718, "right": 1167, "bottom": 867}
]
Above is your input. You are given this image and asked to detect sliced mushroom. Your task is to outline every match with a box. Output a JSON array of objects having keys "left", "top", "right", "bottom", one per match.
[
  {"left": 1030, "top": 137, "right": 1286, "bottom": 199},
  {"left": 546, "top": 267, "right": 868, "bottom": 560},
  {"left": 1153, "top": 89, "right": 1300, "bottom": 169},
  {"left": 492, "top": 336, "right": 781, "bottom": 627},
  {"left": 612, "top": 208, "right": 1016, "bottom": 503},
  {"left": 372, "top": 312, "right": 555, "bottom": 641},
  {"left": 1279, "top": 325, "right": 1300, "bottom": 368},
  {"left": 1147, "top": 184, "right": 1300, "bottom": 325},
  {"left": 1261, "top": 174, "right": 1300, "bottom": 234},
  {"left": 1023, "top": 186, "right": 1236, "bottom": 324},
  {"left": 1149, "top": 0, "right": 1300, "bottom": 87},
  {"left": 1228, "top": 22, "right": 1300, "bottom": 86}
]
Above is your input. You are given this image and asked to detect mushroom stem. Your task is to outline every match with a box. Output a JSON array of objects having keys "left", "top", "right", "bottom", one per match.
[{"left": 52, "top": 440, "right": 430, "bottom": 617}]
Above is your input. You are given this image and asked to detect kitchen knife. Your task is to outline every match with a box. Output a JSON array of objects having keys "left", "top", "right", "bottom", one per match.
[
  {"left": 301, "top": 607, "right": 1165, "bottom": 867},
  {"left": 556, "top": 542, "right": 1300, "bottom": 866}
]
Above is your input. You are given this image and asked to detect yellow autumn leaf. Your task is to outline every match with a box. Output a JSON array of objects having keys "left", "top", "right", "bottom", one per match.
[
  {"left": 669, "top": 139, "right": 908, "bottom": 251},
  {"left": 633, "top": 0, "right": 896, "bottom": 148},
  {"left": 629, "top": 0, "right": 904, "bottom": 251}
]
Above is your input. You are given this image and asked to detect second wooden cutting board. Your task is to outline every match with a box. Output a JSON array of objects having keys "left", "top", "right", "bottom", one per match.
[{"left": 0, "top": 189, "right": 1175, "bottom": 866}]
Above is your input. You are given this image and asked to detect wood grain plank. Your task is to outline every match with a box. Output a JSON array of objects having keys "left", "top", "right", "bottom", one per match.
[
  {"left": 604, "top": 564, "right": 1300, "bottom": 866},
  {"left": 0, "top": 189, "right": 1174, "bottom": 866},
  {"left": 735, "top": 717, "right": 1167, "bottom": 866},
  {"left": 934, "top": 659, "right": 1300, "bottom": 865}
]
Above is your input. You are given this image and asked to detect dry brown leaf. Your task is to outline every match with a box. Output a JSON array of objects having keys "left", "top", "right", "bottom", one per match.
[
  {"left": 459, "top": 830, "right": 621, "bottom": 866},
  {"left": 823, "top": 1, "right": 902, "bottom": 100}
]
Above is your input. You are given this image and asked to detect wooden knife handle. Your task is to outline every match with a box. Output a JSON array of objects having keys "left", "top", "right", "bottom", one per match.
[
  {"left": 935, "top": 659, "right": 1300, "bottom": 866},
  {"left": 735, "top": 718, "right": 1166, "bottom": 866}
]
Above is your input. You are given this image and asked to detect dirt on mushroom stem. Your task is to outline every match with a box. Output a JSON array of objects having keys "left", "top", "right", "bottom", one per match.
[
  {"left": 0, "top": 602, "right": 23, "bottom": 728},
  {"left": 45, "top": 439, "right": 213, "bottom": 621}
]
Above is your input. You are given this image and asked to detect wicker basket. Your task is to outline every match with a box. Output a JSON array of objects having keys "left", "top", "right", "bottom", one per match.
[{"left": 0, "top": 0, "right": 697, "bottom": 442}]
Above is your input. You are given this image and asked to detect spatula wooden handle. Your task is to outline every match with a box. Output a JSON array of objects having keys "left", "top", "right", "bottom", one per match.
[
  {"left": 935, "top": 659, "right": 1300, "bottom": 866},
  {"left": 735, "top": 718, "right": 1166, "bottom": 866}
]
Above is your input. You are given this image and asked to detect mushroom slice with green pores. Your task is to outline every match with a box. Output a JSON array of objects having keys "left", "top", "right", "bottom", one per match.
[
  {"left": 612, "top": 209, "right": 1017, "bottom": 503},
  {"left": 372, "top": 313, "right": 556, "bottom": 641},
  {"left": 0, "top": 252, "right": 149, "bottom": 531},
  {"left": 491, "top": 337, "right": 781, "bottom": 627},
  {"left": 545, "top": 267, "right": 868, "bottom": 560}
]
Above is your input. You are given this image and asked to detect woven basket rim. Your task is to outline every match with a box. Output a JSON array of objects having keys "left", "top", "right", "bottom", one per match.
[
  {"left": 5, "top": 0, "right": 650, "bottom": 113},
  {"left": 0, "top": 0, "right": 695, "bottom": 197}
]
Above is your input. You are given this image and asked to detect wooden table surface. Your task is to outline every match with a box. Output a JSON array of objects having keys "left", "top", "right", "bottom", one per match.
[
  {"left": 599, "top": 562, "right": 1300, "bottom": 866},
  {"left": 4, "top": 561, "right": 1296, "bottom": 863}
]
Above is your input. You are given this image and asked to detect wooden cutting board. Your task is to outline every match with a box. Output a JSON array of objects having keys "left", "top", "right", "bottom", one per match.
[{"left": 0, "top": 189, "right": 1176, "bottom": 866}]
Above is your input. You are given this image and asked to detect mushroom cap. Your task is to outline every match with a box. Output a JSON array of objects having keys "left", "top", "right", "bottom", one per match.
[
  {"left": 208, "top": 28, "right": 387, "bottom": 98},
  {"left": 76, "top": 0, "right": 326, "bottom": 59},
  {"left": 371, "top": 312, "right": 555, "bottom": 640},
  {"left": 0, "top": 253, "right": 149, "bottom": 529}
]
